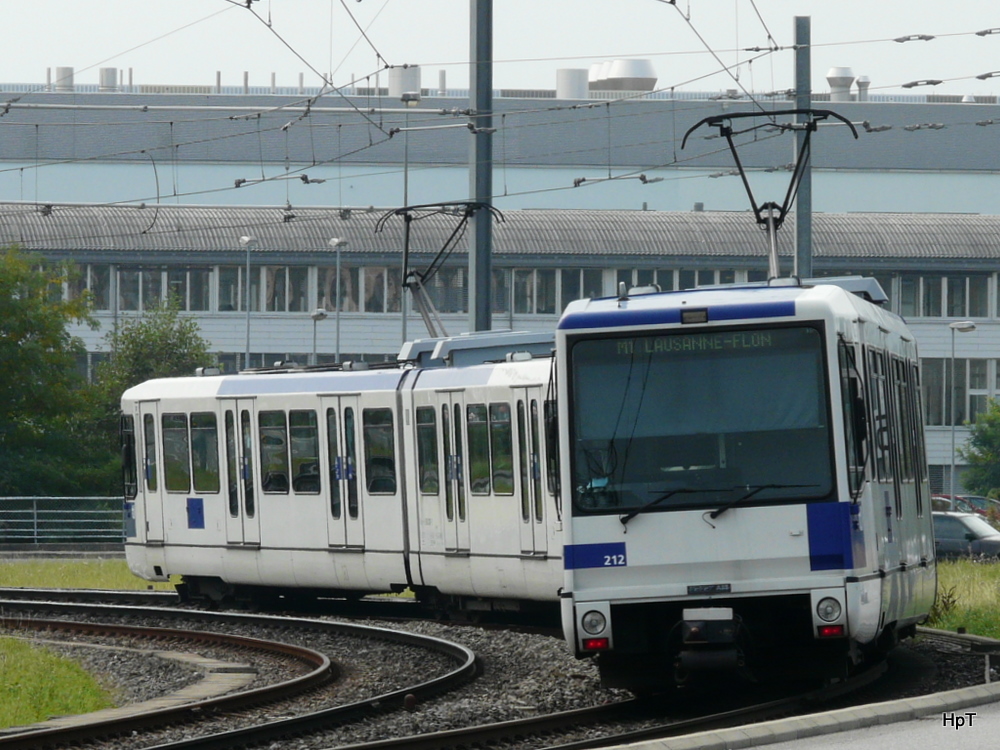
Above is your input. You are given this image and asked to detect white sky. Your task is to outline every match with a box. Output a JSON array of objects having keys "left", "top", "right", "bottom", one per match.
[{"left": 4, "top": 1, "right": 1000, "bottom": 97}]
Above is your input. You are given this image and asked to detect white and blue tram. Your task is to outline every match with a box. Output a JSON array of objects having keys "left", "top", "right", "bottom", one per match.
[
  {"left": 121, "top": 277, "right": 934, "bottom": 691},
  {"left": 121, "top": 333, "right": 563, "bottom": 611},
  {"left": 557, "top": 279, "right": 935, "bottom": 689}
]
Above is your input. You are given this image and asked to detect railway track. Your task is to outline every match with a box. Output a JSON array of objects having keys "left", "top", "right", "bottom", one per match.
[
  {"left": 1, "top": 592, "right": 996, "bottom": 750},
  {"left": 0, "top": 597, "right": 478, "bottom": 750}
]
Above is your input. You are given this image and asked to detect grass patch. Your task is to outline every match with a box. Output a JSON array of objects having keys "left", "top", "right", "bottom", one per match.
[
  {"left": 0, "top": 559, "right": 175, "bottom": 591},
  {"left": 927, "top": 559, "right": 1000, "bottom": 639},
  {"left": 0, "top": 637, "right": 114, "bottom": 729}
]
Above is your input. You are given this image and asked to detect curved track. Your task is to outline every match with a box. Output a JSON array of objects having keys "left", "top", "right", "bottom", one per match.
[{"left": 0, "top": 597, "right": 478, "bottom": 750}]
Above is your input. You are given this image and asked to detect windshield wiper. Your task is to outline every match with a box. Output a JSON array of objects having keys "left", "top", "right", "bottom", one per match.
[
  {"left": 709, "top": 483, "right": 818, "bottom": 520},
  {"left": 620, "top": 487, "right": 729, "bottom": 527}
]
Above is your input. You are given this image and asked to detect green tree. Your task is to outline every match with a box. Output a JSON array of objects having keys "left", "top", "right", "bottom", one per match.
[
  {"left": 958, "top": 398, "right": 1000, "bottom": 496},
  {"left": 95, "top": 300, "right": 213, "bottom": 397},
  {"left": 87, "top": 301, "right": 214, "bottom": 479},
  {"left": 0, "top": 246, "right": 96, "bottom": 494}
]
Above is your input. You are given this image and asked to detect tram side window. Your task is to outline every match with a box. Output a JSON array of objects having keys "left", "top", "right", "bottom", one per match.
[
  {"left": 162, "top": 413, "right": 191, "bottom": 492},
  {"left": 866, "top": 350, "right": 891, "bottom": 483},
  {"left": 467, "top": 404, "right": 491, "bottom": 494},
  {"left": 363, "top": 408, "right": 397, "bottom": 494},
  {"left": 517, "top": 402, "right": 530, "bottom": 521},
  {"left": 121, "top": 415, "right": 138, "bottom": 500},
  {"left": 838, "top": 342, "right": 867, "bottom": 497},
  {"left": 191, "top": 412, "right": 220, "bottom": 493},
  {"left": 290, "top": 410, "right": 321, "bottom": 494},
  {"left": 143, "top": 414, "right": 158, "bottom": 491},
  {"left": 225, "top": 411, "right": 239, "bottom": 516},
  {"left": 326, "top": 408, "right": 342, "bottom": 518},
  {"left": 489, "top": 403, "right": 514, "bottom": 495},
  {"left": 530, "top": 400, "right": 544, "bottom": 522},
  {"left": 416, "top": 407, "right": 439, "bottom": 494},
  {"left": 259, "top": 411, "right": 290, "bottom": 494}
]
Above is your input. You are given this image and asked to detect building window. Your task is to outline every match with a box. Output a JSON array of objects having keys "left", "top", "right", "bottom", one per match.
[
  {"left": 560, "top": 269, "right": 603, "bottom": 310},
  {"left": 900, "top": 273, "right": 987, "bottom": 318},
  {"left": 263, "top": 266, "right": 309, "bottom": 312},
  {"left": 493, "top": 269, "right": 510, "bottom": 314},
  {"left": 513, "top": 269, "right": 556, "bottom": 314},
  {"left": 363, "top": 267, "right": 402, "bottom": 313},
  {"left": 168, "top": 268, "right": 211, "bottom": 311},
  {"left": 427, "top": 267, "right": 467, "bottom": 314},
  {"left": 319, "top": 266, "right": 360, "bottom": 312}
]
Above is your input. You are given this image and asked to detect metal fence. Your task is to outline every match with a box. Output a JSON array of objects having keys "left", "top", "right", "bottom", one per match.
[{"left": 0, "top": 497, "right": 124, "bottom": 546}]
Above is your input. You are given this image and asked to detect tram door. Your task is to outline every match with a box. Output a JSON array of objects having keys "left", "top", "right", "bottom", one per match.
[
  {"left": 513, "top": 388, "right": 549, "bottom": 557},
  {"left": 440, "top": 392, "right": 471, "bottom": 553},
  {"left": 220, "top": 399, "right": 262, "bottom": 546},
  {"left": 136, "top": 400, "right": 164, "bottom": 544},
  {"left": 322, "top": 395, "right": 365, "bottom": 549}
]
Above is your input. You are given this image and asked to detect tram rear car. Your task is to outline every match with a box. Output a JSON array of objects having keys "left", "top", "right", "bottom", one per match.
[
  {"left": 557, "top": 281, "right": 935, "bottom": 690},
  {"left": 121, "top": 352, "right": 563, "bottom": 613}
]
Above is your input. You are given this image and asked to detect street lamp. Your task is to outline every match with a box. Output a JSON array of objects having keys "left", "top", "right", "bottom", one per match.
[
  {"left": 329, "top": 237, "right": 348, "bottom": 363},
  {"left": 400, "top": 90, "right": 420, "bottom": 347},
  {"left": 950, "top": 320, "right": 976, "bottom": 498},
  {"left": 239, "top": 235, "right": 258, "bottom": 369},
  {"left": 310, "top": 308, "right": 328, "bottom": 366}
]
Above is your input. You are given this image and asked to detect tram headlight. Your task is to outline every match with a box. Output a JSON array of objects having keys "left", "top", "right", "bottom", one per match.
[
  {"left": 816, "top": 597, "right": 842, "bottom": 623},
  {"left": 581, "top": 610, "right": 607, "bottom": 636}
]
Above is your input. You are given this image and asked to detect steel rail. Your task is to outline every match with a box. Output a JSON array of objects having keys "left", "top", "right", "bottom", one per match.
[{"left": 0, "top": 599, "right": 479, "bottom": 750}]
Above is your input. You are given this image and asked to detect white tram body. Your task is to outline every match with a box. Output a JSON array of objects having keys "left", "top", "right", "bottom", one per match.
[
  {"left": 121, "top": 277, "right": 935, "bottom": 691},
  {"left": 121, "top": 344, "right": 563, "bottom": 610},
  {"left": 557, "top": 280, "right": 936, "bottom": 689}
]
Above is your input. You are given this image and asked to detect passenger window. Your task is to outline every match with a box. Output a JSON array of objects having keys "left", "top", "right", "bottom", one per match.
[
  {"left": 442, "top": 405, "right": 454, "bottom": 520},
  {"left": 416, "top": 407, "right": 439, "bottom": 494},
  {"left": 467, "top": 404, "right": 491, "bottom": 494},
  {"left": 530, "top": 400, "right": 544, "bottom": 522},
  {"left": 225, "top": 411, "right": 239, "bottom": 516},
  {"left": 326, "top": 408, "right": 341, "bottom": 518},
  {"left": 259, "top": 410, "right": 290, "bottom": 494},
  {"left": 121, "top": 415, "right": 138, "bottom": 500},
  {"left": 143, "top": 413, "right": 158, "bottom": 492},
  {"left": 191, "top": 412, "right": 220, "bottom": 493},
  {"left": 345, "top": 408, "right": 359, "bottom": 517},
  {"left": 490, "top": 403, "right": 514, "bottom": 495},
  {"left": 363, "top": 407, "right": 397, "bottom": 494},
  {"left": 241, "top": 410, "right": 255, "bottom": 517},
  {"left": 161, "top": 413, "right": 191, "bottom": 492},
  {"left": 517, "top": 401, "right": 530, "bottom": 520},
  {"left": 290, "top": 410, "right": 320, "bottom": 494}
]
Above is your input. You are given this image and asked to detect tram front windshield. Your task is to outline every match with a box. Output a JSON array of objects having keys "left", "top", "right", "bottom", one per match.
[{"left": 569, "top": 325, "right": 834, "bottom": 515}]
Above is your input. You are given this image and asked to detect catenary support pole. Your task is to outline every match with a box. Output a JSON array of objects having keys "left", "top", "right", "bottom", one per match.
[
  {"left": 469, "top": 0, "right": 493, "bottom": 331},
  {"left": 794, "top": 16, "right": 812, "bottom": 279}
]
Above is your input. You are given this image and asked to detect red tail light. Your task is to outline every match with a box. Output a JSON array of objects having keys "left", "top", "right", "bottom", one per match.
[
  {"left": 583, "top": 637, "right": 610, "bottom": 651},
  {"left": 817, "top": 624, "right": 845, "bottom": 638}
]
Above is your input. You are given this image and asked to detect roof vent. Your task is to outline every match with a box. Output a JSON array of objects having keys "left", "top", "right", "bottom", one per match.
[
  {"left": 856, "top": 75, "right": 871, "bottom": 102},
  {"left": 827, "top": 67, "right": 855, "bottom": 102}
]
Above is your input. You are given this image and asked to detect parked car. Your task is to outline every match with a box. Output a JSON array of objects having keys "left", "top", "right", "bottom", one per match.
[
  {"left": 932, "top": 494, "right": 992, "bottom": 516},
  {"left": 955, "top": 495, "right": 1000, "bottom": 517},
  {"left": 932, "top": 511, "right": 1000, "bottom": 559}
]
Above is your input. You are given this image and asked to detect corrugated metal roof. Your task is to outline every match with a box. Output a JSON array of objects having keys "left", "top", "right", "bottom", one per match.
[{"left": 3, "top": 202, "right": 1000, "bottom": 266}]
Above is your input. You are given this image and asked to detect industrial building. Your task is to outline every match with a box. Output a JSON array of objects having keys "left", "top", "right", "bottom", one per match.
[{"left": 2, "top": 63, "right": 999, "bottom": 492}]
